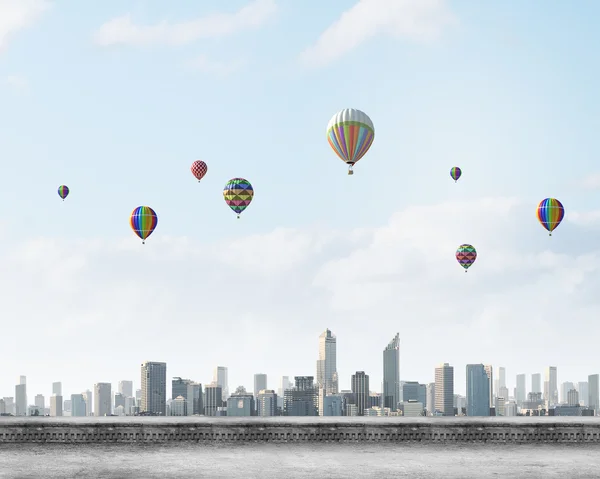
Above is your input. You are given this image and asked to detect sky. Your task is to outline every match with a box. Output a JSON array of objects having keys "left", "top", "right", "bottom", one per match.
[{"left": 1, "top": 0, "right": 600, "bottom": 404}]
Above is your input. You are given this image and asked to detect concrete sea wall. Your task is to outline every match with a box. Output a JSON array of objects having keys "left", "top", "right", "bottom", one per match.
[{"left": 1, "top": 417, "right": 600, "bottom": 444}]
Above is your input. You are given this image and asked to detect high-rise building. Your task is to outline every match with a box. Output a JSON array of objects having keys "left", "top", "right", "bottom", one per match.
[
  {"left": 204, "top": 383, "right": 223, "bottom": 417},
  {"left": 531, "top": 373, "right": 541, "bottom": 394},
  {"left": 15, "top": 376, "right": 27, "bottom": 417},
  {"left": 516, "top": 374, "right": 526, "bottom": 405},
  {"left": 213, "top": 367, "right": 229, "bottom": 399},
  {"left": 71, "top": 394, "right": 86, "bottom": 417},
  {"left": 83, "top": 390, "right": 93, "bottom": 416},
  {"left": 50, "top": 395, "right": 63, "bottom": 416},
  {"left": 118, "top": 381, "right": 133, "bottom": 398},
  {"left": 544, "top": 367, "right": 558, "bottom": 407},
  {"left": 497, "top": 367, "right": 506, "bottom": 389},
  {"left": 466, "top": 364, "right": 490, "bottom": 417},
  {"left": 141, "top": 361, "right": 167, "bottom": 415},
  {"left": 383, "top": 333, "right": 400, "bottom": 410},
  {"left": 277, "top": 376, "right": 292, "bottom": 410},
  {"left": 578, "top": 382, "right": 589, "bottom": 407},
  {"left": 34, "top": 394, "right": 45, "bottom": 412},
  {"left": 484, "top": 365, "right": 493, "bottom": 408},
  {"left": 257, "top": 390, "right": 277, "bottom": 417},
  {"left": 284, "top": 377, "right": 318, "bottom": 416},
  {"left": 426, "top": 383, "right": 435, "bottom": 416},
  {"left": 402, "top": 382, "right": 426, "bottom": 407},
  {"left": 588, "top": 374, "right": 599, "bottom": 413},
  {"left": 172, "top": 377, "right": 195, "bottom": 416},
  {"left": 254, "top": 374, "right": 268, "bottom": 410},
  {"left": 351, "top": 371, "right": 369, "bottom": 416},
  {"left": 52, "top": 382, "right": 62, "bottom": 396},
  {"left": 316, "top": 329, "right": 338, "bottom": 395},
  {"left": 560, "top": 382, "right": 575, "bottom": 405},
  {"left": 114, "top": 392, "right": 125, "bottom": 412},
  {"left": 94, "top": 383, "right": 111, "bottom": 416},
  {"left": 567, "top": 389, "right": 579, "bottom": 407},
  {"left": 434, "top": 363, "right": 454, "bottom": 416}
]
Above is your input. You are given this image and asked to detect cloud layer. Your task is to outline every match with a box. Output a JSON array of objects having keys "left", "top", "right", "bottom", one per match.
[{"left": 0, "top": 0, "right": 50, "bottom": 52}]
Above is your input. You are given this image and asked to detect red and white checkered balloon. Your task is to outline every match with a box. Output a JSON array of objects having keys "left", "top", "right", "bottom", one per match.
[{"left": 191, "top": 160, "right": 208, "bottom": 182}]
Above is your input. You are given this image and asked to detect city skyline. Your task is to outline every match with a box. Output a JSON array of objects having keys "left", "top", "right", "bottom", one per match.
[{"left": 2, "top": 0, "right": 600, "bottom": 400}]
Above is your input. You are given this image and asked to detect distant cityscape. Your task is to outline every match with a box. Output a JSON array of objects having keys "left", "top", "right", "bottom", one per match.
[{"left": 1, "top": 330, "right": 598, "bottom": 418}]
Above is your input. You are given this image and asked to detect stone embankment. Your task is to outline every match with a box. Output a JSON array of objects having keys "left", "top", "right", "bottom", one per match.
[{"left": 0, "top": 417, "right": 599, "bottom": 443}]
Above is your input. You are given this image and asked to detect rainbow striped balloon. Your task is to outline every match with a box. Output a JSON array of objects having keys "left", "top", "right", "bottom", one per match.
[
  {"left": 450, "top": 167, "right": 461, "bottom": 182},
  {"left": 537, "top": 198, "right": 564, "bottom": 236},
  {"left": 326, "top": 108, "right": 374, "bottom": 175},
  {"left": 57, "top": 185, "right": 69, "bottom": 200},
  {"left": 130, "top": 206, "right": 158, "bottom": 244}
]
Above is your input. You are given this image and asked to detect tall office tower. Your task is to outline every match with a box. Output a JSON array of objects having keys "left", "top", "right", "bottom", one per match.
[
  {"left": 204, "top": 383, "right": 223, "bottom": 416},
  {"left": 52, "top": 382, "right": 62, "bottom": 396},
  {"left": 50, "top": 395, "right": 63, "bottom": 416},
  {"left": 498, "top": 367, "right": 506, "bottom": 389},
  {"left": 351, "top": 371, "right": 370, "bottom": 416},
  {"left": 567, "top": 389, "right": 579, "bottom": 406},
  {"left": 516, "top": 374, "right": 526, "bottom": 405},
  {"left": 484, "top": 365, "right": 494, "bottom": 408},
  {"left": 94, "top": 383, "right": 112, "bottom": 416},
  {"left": 71, "top": 394, "right": 86, "bottom": 417},
  {"left": 277, "top": 376, "right": 292, "bottom": 410},
  {"left": 114, "top": 393, "right": 125, "bottom": 412},
  {"left": 257, "top": 390, "right": 277, "bottom": 417},
  {"left": 560, "top": 382, "right": 575, "bottom": 404},
  {"left": 434, "top": 363, "right": 454, "bottom": 416},
  {"left": 578, "top": 382, "right": 589, "bottom": 406},
  {"left": 141, "top": 361, "right": 167, "bottom": 415},
  {"left": 426, "top": 383, "right": 435, "bottom": 416},
  {"left": 34, "top": 394, "right": 45, "bottom": 411},
  {"left": 135, "top": 389, "right": 142, "bottom": 402},
  {"left": 383, "top": 333, "right": 400, "bottom": 410},
  {"left": 254, "top": 374, "right": 268, "bottom": 410},
  {"left": 316, "top": 329, "right": 338, "bottom": 395},
  {"left": 544, "top": 367, "right": 558, "bottom": 407},
  {"left": 588, "top": 374, "right": 599, "bottom": 413},
  {"left": 213, "top": 366, "right": 229, "bottom": 399},
  {"left": 83, "top": 390, "right": 93, "bottom": 416},
  {"left": 284, "top": 377, "right": 319, "bottom": 416},
  {"left": 15, "top": 376, "right": 27, "bottom": 416},
  {"left": 466, "top": 364, "right": 490, "bottom": 417},
  {"left": 118, "top": 381, "right": 133, "bottom": 398},
  {"left": 531, "top": 373, "right": 542, "bottom": 394},
  {"left": 172, "top": 377, "right": 196, "bottom": 416}
]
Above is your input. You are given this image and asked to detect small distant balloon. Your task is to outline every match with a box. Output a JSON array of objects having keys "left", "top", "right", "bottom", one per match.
[
  {"left": 537, "top": 198, "right": 564, "bottom": 237},
  {"left": 58, "top": 185, "right": 69, "bottom": 201},
  {"left": 223, "top": 178, "right": 253, "bottom": 219},
  {"left": 191, "top": 160, "right": 208, "bottom": 182},
  {"left": 456, "top": 244, "right": 477, "bottom": 272},
  {"left": 450, "top": 167, "right": 462, "bottom": 183},
  {"left": 326, "top": 108, "right": 375, "bottom": 175},
  {"left": 130, "top": 206, "right": 158, "bottom": 244}
]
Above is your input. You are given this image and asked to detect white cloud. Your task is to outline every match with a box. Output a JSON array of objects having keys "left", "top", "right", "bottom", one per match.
[
  {"left": 300, "top": 0, "right": 456, "bottom": 67},
  {"left": 93, "top": 0, "right": 277, "bottom": 47},
  {"left": 185, "top": 54, "right": 247, "bottom": 76},
  {"left": 568, "top": 210, "right": 600, "bottom": 227},
  {"left": 2, "top": 196, "right": 600, "bottom": 401},
  {"left": 581, "top": 173, "right": 600, "bottom": 189},
  {"left": 0, "top": 0, "right": 50, "bottom": 52}
]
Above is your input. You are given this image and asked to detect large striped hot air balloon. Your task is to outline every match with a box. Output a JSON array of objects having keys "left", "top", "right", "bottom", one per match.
[
  {"left": 191, "top": 160, "right": 208, "bottom": 182},
  {"left": 58, "top": 185, "right": 69, "bottom": 201},
  {"left": 450, "top": 167, "right": 461, "bottom": 183},
  {"left": 456, "top": 244, "right": 477, "bottom": 272},
  {"left": 537, "top": 198, "right": 564, "bottom": 237},
  {"left": 223, "top": 178, "right": 253, "bottom": 219},
  {"left": 130, "top": 206, "right": 158, "bottom": 244},
  {"left": 326, "top": 108, "right": 375, "bottom": 175}
]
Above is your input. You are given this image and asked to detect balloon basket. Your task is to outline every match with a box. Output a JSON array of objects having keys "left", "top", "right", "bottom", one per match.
[{"left": 348, "top": 170, "right": 354, "bottom": 176}]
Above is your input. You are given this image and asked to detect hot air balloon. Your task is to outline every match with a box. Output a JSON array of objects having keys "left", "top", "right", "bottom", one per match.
[
  {"left": 130, "top": 206, "right": 158, "bottom": 244},
  {"left": 58, "top": 185, "right": 69, "bottom": 201},
  {"left": 456, "top": 244, "right": 477, "bottom": 272},
  {"left": 537, "top": 198, "right": 564, "bottom": 236},
  {"left": 450, "top": 167, "right": 461, "bottom": 182},
  {"left": 326, "top": 108, "right": 375, "bottom": 175},
  {"left": 223, "top": 178, "right": 253, "bottom": 219},
  {"left": 191, "top": 160, "right": 208, "bottom": 182}
]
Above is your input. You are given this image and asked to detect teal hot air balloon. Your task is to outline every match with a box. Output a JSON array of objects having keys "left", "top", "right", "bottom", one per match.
[
  {"left": 450, "top": 167, "right": 461, "bottom": 183},
  {"left": 58, "top": 185, "right": 69, "bottom": 201},
  {"left": 456, "top": 244, "right": 477, "bottom": 272}
]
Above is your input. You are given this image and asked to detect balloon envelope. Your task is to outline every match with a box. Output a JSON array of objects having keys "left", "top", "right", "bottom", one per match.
[
  {"left": 191, "top": 160, "right": 208, "bottom": 181},
  {"left": 456, "top": 244, "right": 477, "bottom": 271},
  {"left": 537, "top": 198, "right": 564, "bottom": 235},
  {"left": 58, "top": 185, "right": 69, "bottom": 200},
  {"left": 223, "top": 178, "right": 253, "bottom": 217},
  {"left": 326, "top": 108, "right": 374, "bottom": 167},
  {"left": 130, "top": 206, "right": 158, "bottom": 242},
  {"left": 450, "top": 167, "right": 461, "bottom": 182}
]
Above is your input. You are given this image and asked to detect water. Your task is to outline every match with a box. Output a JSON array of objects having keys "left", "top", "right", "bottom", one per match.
[{"left": 1, "top": 443, "right": 599, "bottom": 478}]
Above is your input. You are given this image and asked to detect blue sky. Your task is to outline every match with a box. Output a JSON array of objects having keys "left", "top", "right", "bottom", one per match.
[{"left": 1, "top": 0, "right": 600, "bottom": 406}]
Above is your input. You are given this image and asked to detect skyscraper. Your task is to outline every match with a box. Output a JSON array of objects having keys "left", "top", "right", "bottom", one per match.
[
  {"left": 71, "top": 394, "right": 86, "bottom": 417},
  {"left": 94, "top": 383, "right": 111, "bottom": 416},
  {"left": 484, "top": 365, "right": 493, "bottom": 408},
  {"left": 50, "top": 395, "right": 62, "bottom": 416},
  {"left": 497, "top": 367, "right": 506, "bottom": 389},
  {"left": 316, "top": 329, "right": 338, "bottom": 395},
  {"left": 544, "top": 366, "right": 558, "bottom": 407},
  {"left": 277, "top": 376, "right": 292, "bottom": 410},
  {"left": 466, "top": 364, "right": 490, "bottom": 417},
  {"left": 15, "top": 376, "right": 26, "bottom": 417},
  {"left": 83, "top": 389, "right": 93, "bottom": 416},
  {"left": 52, "top": 382, "right": 62, "bottom": 396},
  {"left": 383, "top": 333, "right": 400, "bottom": 410},
  {"left": 204, "top": 383, "right": 223, "bottom": 417},
  {"left": 254, "top": 374, "right": 268, "bottom": 406},
  {"left": 141, "top": 361, "right": 167, "bottom": 415},
  {"left": 578, "top": 381, "right": 589, "bottom": 407},
  {"left": 34, "top": 394, "right": 45, "bottom": 411},
  {"left": 531, "top": 373, "right": 542, "bottom": 394},
  {"left": 588, "top": 374, "right": 599, "bottom": 413},
  {"left": 426, "top": 383, "right": 435, "bottom": 416},
  {"left": 351, "top": 371, "right": 369, "bottom": 416},
  {"left": 516, "top": 374, "right": 526, "bottom": 405},
  {"left": 434, "top": 363, "right": 454, "bottom": 416},
  {"left": 213, "top": 366, "right": 229, "bottom": 399},
  {"left": 118, "top": 380, "right": 133, "bottom": 398}
]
